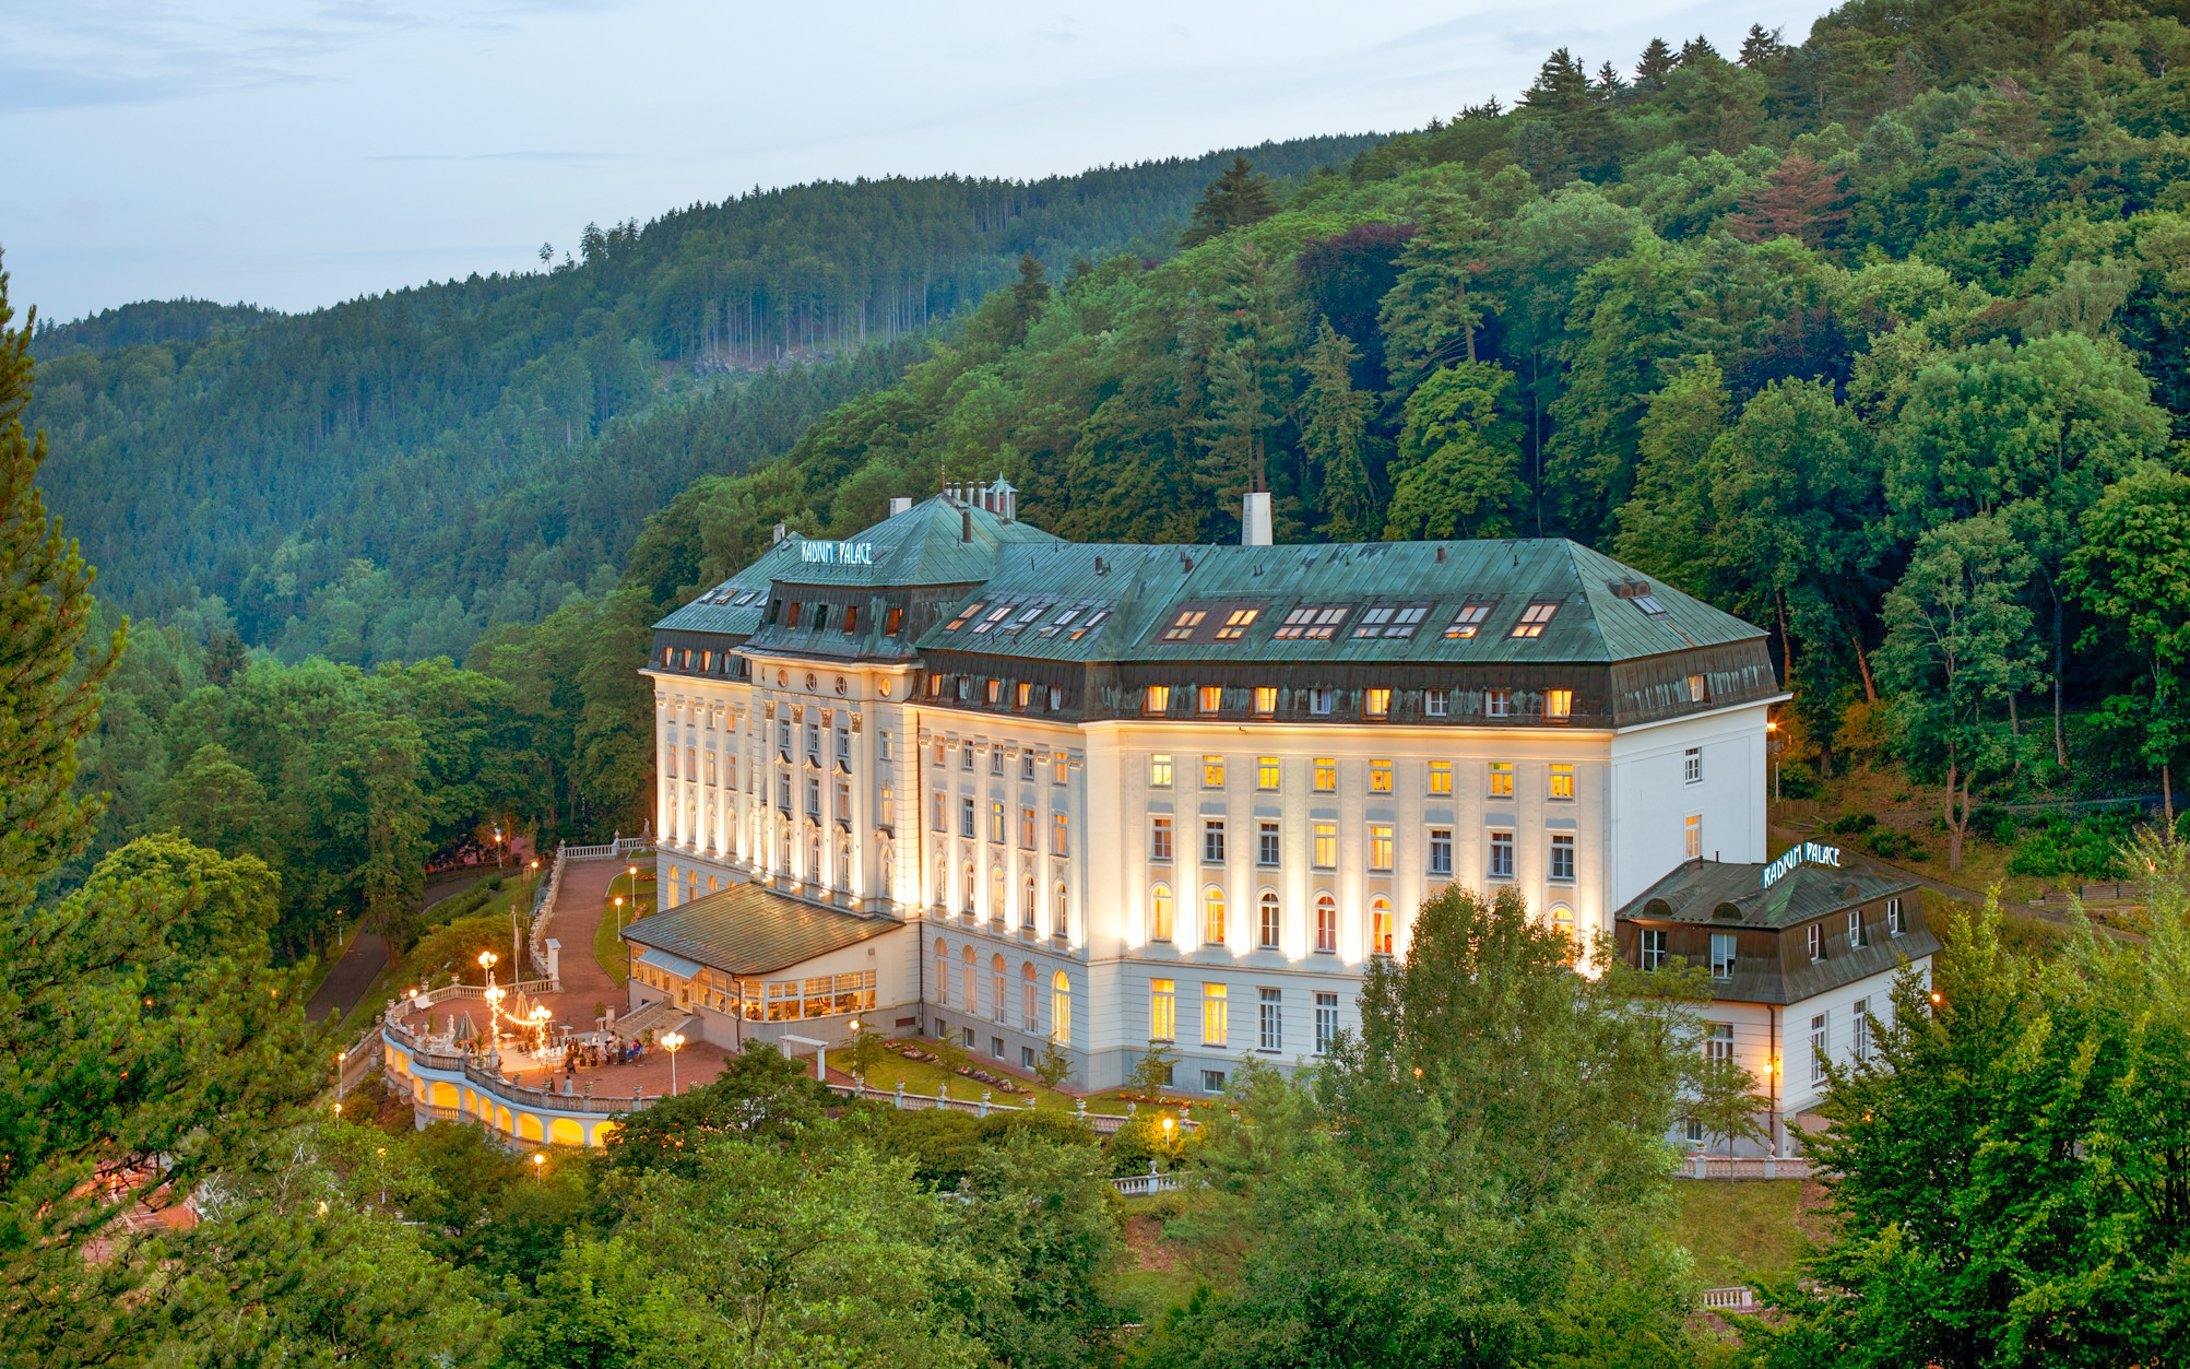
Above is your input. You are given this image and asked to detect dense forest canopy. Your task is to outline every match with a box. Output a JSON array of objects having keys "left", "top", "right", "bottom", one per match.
[{"left": 26, "top": 136, "right": 1380, "bottom": 662}]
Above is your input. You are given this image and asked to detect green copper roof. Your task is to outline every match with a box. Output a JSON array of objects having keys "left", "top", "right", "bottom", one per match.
[
  {"left": 1620, "top": 857, "right": 1916, "bottom": 930},
  {"left": 914, "top": 537, "right": 1762, "bottom": 665},
  {"left": 622, "top": 883, "right": 899, "bottom": 977}
]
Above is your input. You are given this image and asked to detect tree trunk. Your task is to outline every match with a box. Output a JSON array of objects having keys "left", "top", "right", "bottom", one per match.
[
  {"left": 1946, "top": 763, "right": 1967, "bottom": 872},
  {"left": 2165, "top": 760, "right": 2175, "bottom": 831},
  {"left": 1778, "top": 591, "right": 1795, "bottom": 685},
  {"left": 2053, "top": 594, "right": 2069, "bottom": 769},
  {"left": 1849, "top": 617, "right": 1878, "bottom": 702}
]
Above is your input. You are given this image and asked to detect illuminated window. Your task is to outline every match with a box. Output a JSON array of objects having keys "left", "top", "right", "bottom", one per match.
[
  {"left": 990, "top": 801, "right": 1005, "bottom": 843},
  {"left": 1052, "top": 812, "right": 1069, "bottom": 857},
  {"left": 1314, "top": 894, "right": 1338, "bottom": 952},
  {"left": 1313, "top": 758, "right": 1337, "bottom": 792},
  {"left": 1202, "top": 983, "right": 1229, "bottom": 1047},
  {"left": 1313, "top": 823, "right": 1337, "bottom": 869},
  {"left": 1257, "top": 757, "right": 1280, "bottom": 790},
  {"left": 1363, "top": 687, "right": 1391, "bottom": 719},
  {"left": 1428, "top": 761, "right": 1453, "bottom": 796},
  {"left": 1370, "top": 897, "right": 1394, "bottom": 956},
  {"left": 1369, "top": 824, "right": 1393, "bottom": 872},
  {"left": 1151, "top": 979, "right": 1177, "bottom": 1042},
  {"left": 1369, "top": 760, "right": 1392, "bottom": 793},
  {"left": 1252, "top": 686, "right": 1277, "bottom": 716},
  {"left": 1197, "top": 685, "right": 1223, "bottom": 715},
  {"left": 1549, "top": 764, "right": 1575, "bottom": 800},
  {"left": 1162, "top": 609, "right": 1206, "bottom": 641},
  {"left": 1143, "top": 685, "right": 1171, "bottom": 716},
  {"left": 1685, "top": 815, "right": 1702, "bottom": 860},
  {"left": 1151, "top": 754, "right": 1174, "bottom": 788},
  {"left": 1151, "top": 815, "right": 1173, "bottom": 861},
  {"left": 1488, "top": 762, "right": 1514, "bottom": 798},
  {"left": 1216, "top": 607, "right": 1260, "bottom": 640},
  {"left": 1203, "top": 755, "right": 1226, "bottom": 788},
  {"left": 992, "top": 954, "right": 1007, "bottom": 1023},
  {"left": 1687, "top": 673, "right": 1709, "bottom": 703},
  {"left": 963, "top": 945, "right": 978, "bottom": 1012},
  {"left": 1511, "top": 602, "right": 1559, "bottom": 638},
  {"left": 1151, "top": 884, "right": 1174, "bottom": 940},
  {"left": 1022, "top": 962, "right": 1038, "bottom": 1030},
  {"left": 1203, "top": 887, "right": 1226, "bottom": 945},
  {"left": 1052, "top": 972, "right": 1071, "bottom": 1045},
  {"left": 1543, "top": 689, "right": 1573, "bottom": 720},
  {"left": 935, "top": 938, "right": 950, "bottom": 1004},
  {"left": 1444, "top": 602, "right": 1492, "bottom": 638},
  {"left": 1021, "top": 807, "right": 1037, "bottom": 849},
  {"left": 1015, "top": 681, "right": 1032, "bottom": 710}
]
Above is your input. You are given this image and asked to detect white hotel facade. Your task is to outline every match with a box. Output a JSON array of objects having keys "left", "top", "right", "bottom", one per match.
[{"left": 626, "top": 483, "right": 1907, "bottom": 1121}]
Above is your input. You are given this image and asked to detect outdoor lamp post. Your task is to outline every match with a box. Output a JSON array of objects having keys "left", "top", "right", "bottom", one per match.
[
  {"left": 532, "top": 1152, "right": 546, "bottom": 1181},
  {"left": 661, "top": 1030, "right": 686, "bottom": 1096},
  {"left": 1765, "top": 718, "right": 1785, "bottom": 804},
  {"left": 335, "top": 1050, "right": 346, "bottom": 1104}
]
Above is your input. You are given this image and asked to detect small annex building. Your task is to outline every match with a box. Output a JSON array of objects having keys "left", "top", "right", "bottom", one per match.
[{"left": 1615, "top": 844, "right": 1938, "bottom": 1154}]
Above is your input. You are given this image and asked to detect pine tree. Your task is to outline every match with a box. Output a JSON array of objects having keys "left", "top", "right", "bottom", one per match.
[
  {"left": 1635, "top": 37, "right": 1677, "bottom": 88},
  {"left": 1376, "top": 196, "right": 1499, "bottom": 392},
  {"left": 1679, "top": 34, "right": 1721, "bottom": 65},
  {"left": 1727, "top": 151, "right": 1849, "bottom": 245},
  {"left": 1181, "top": 157, "right": 1276, "bottom": 247},
  {"left": 0, "top": 255, "right": 122, "bottom": 913},
  {"left": 1739, "top": 23, "right": 1787, "bottom": 67},
  {"left": 1299, "top": 319, "right": 1378, "bottom": 539},
  {"left": 1007, "top": 252, "right": 1050, "bottom": 335}
]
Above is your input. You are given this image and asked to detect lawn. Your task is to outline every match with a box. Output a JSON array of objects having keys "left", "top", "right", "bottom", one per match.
[
  {"left": 593, "top": 871, "right": 654, "bottom": 986},
  {"left": 849, "top": 1041, "right": 1080, "bottom": 1110},
  {"left": 1669, "top": 1179, "right": 1815, "bottom": 1288}
]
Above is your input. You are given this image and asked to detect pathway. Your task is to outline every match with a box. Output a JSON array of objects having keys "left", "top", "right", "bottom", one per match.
[
  {"left": 1770, "top": 817, "right": 2099, "bottom": 934},
  {"left": 306, "top": 858, "right": 524, "bottom": 1023},
  {"left": 539, "top": 856, "right": 632, "bottom": 1017}
]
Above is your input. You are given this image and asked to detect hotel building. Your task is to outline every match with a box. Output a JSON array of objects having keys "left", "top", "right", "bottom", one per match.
[{"left": 625, "top": 482, "right": 1912, "bottom": 1108}]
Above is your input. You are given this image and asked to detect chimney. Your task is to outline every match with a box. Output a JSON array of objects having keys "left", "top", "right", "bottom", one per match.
[
  {"left": 962, "top": 508, "right": 974, "bottom": 543},
  {"left": 1241, "top": 490, "right": 1273, "bottom": 547},
  {"left": 888, "top": 496, "right": 912, "bottom": 516},
  {"left": 771, "top": 522, "right": 787, "bottom": 544}
]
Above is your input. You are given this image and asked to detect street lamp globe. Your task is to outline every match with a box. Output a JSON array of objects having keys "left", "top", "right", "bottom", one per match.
[{"left": 660, "top": 1030, "right": 687, "bottom": 1097}]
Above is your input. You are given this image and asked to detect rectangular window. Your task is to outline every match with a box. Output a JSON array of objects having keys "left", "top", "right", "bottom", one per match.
[
  {"left": 1887, "top": 897, "right": 1904, "bottom": 936},
  {"left": 886, "top": 605, "right": 905, "bottom": 635},
  {"left": 959, "top": 798, "right": 976, "bottom": 838},
  {"left": 1022, "top": 754, "right": 1036, "bottom": 781},
  {"left": 1162, "top": 609, "right": 1206, "bottom": 642},
  {"left": 1550, "top": 833, "right": 1575, "bottom": 882},
  {"left": 1488, "top": 762, "right": 1514, "bottom": 798},
  {"left": 665, "top": 743, "right": 678, "bottom": 779},
  {"left": 1641, "top": 928, "right": 1667, "bottom": 971},
  {"left": 1549, "top": 763, "right": 1575, "bottom": 800},
  {"left": 1687, "top": 673, "right": 1709, "bottom": 703},
  {"left": 963, "top": 745, "right": 974, "bottom": 771},
  {"left": 1427, "top": 761, "right": 1453, "bottom": 796},
  {"left": 1810, "top": 1013, "right": 1829, "bottom": 1085},
  {"left": 1217, "top": 607, "right": 1260, "bottom": 640},
  {"left": 1021, "top": 807, "right": 1037, "bottom": 850},
  {"left": 1202, "top": 983, "right": 1229, "bottom": 1047},
  {"left": 991, "top": 749, "right": 1004, "bottom": 777},
  {"left": 1363, "top": 687, "right": 1391, "bottom": 719},
  {"left": 1853, "top": 999, "right": 1873, "bottom": 1062},
  {"left": 1313, "top": 758, "right": 1337, "bottom": 792},
  {"left": 1143, "top": 685, "right": 1171, "bottom": 716},
  {"left": 1315, "top": 992, "right": 1339, "bottom": 1054},
  {"left": 1203, "top": 755, "right": 1226, "bottom": 789},
  {"left": 1848, "top": 909, "right": 1869, "bottom": 949},
  {"left": 1256, "top": 757, "right": 1280, "bottom": 791},
  {"left": 1052, "top": 813, "right": 1069, "bottom": 857},
  {"left": 1685, "top": 815, "right": 1702, "bottom": 860},
  {"left": 1511, "top": 601, "right": 1559, "bottom": 638},
  {"left": 1258, "top": 822, "right": 1280, "bottom": 867},
  {"left": 1151, "top": 754, "right": 1174, "bottom": 788},
  {"left": 1683, "top": 747, "right": 1702, "bottom": 784},
  {"left": 1489, "top": 830, "right": 1514, "bottom": 880},
  {"left": 932, "top": 792, "right": 947, "bottom": 832},
  {"left": 1313, "top": 824, "right": 1337, "bottom": 870},
  {"left": 1151, "top": 816, "right": 1174, "bottom": 862},
  {"left": 1202, "top": 820, "right": 1226, "bottom": 864},
  {"left": 1274, "top": 605, "right": 1349, "bottom": 640},
  {"left": 1710, "top": 932, "right": 1737, "bottom": 980},
  {"left": 1197, "top": 685, "right": 1223, "bottom": 715},
  {"left": 1369, "top": 824, "right": 1394, "bottom": 872},
  {"left": 1015, "top": 681, "right": 1032, "bottom": 710},
  {"left": 1485, "top": 689, "right": 1510, "bottom": 718},
  {"left": 1252, "top": 685, "right": 1277, "bottom": 716},
  {"left": 1258, "top": 988, "right": 1283, "bottom": 1052},
  {"left": 1368, "top": 759, "right": 1392, "bottom": 794},
  {"left": 1429, "top": 828, "right": 1453, "bottom": 877},
  {"left": 1806, "top": 923, "right": 1825, "bottom": 961},
  {"left": 1543, "top": 689, "right": 1573, "bottom": 720},
  {"left": 1706, "top": 1021, "right": 1734, "bottom": 1063},
  {"left": 1444, "top": 603, "right": 1491, "bottom": 639},
  {"left": 990, "top": 801, "right": 1006, "bottom": 844},
  {"left": 1150, "top": 979, "right": 1176, "bottom": 1043},
  {"left": 1053, "top": 756, "right": 1068, "bottom": 786},
  {"left": 1308, "top": 687, "right": 1334, "bottom": 716},
  {"left": 805, "top": 775, "right": 821, "bottom": 817},
  {"left": 1425, "top": 688, "right": 1449, "bottom": 717},
  {"left": 984, "top": 678, "right": 1002, "bottom": 706},
  {"left": 880, "top": 784, "right": 895, "bottom": 829},
  {"left": 1201, "top": 1069, "right": 1228, "bottom": 1093}
]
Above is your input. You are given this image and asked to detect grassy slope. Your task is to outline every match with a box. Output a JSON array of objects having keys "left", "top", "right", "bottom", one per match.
[
  {"left": 1670, "top": 1179, "right": 1818, "bottom": 1288},
  {"left": 593, "top": 870, "right": 654, "bottom": 986}
]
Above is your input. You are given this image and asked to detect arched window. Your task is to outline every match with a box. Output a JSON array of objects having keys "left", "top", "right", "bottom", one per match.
[
  {"left": 808, "top": 836, "right": 821, "bottom": 881},
  {"left": 990, "top": 863, "right": 1005, "bottom": 920},
  {"left": 1549, "top": 903, "right": 1576, "bottom": 965},
  {"left": 666, "top": 865, "right": 681, "bottom": 908},
  {"left": 962, "top": 945, "right": 978, "bottom": 1015},
  {"left": 962, "top": 862, "right": 976, "bottom": 914},
  {"left": 1315, "top": 893, "right": 1338, "bottom": 953},
  {"left": 935, "top": 938, "right": 950, "bottom": 1006},
  {"left": 1021, "top": 961, "right": 1038, "bottom": 1030},
  {"left": 1150, "top": 883, "right": 1174, "bottom": 941},
  {"left": 1203, "top": 887, "right": 1227, "bottom": 946},
  {"left": 991, "top": 954, "right": 1007, "bottom": 1022},
  {"left": 1051, "top": 970, "right": 1072, "bottom": 1045},
  {"left": 1021, "top": 873, "right": 1037, "bottom": 928},
  {"left": 1054, "top": 880, "right": 1069, "bottom": 938},
  {"left": 1258, "top": 890, "right": 1281, "bottom": 949},
  {"left": 1370, "top": 896, "right": 1395, "bottom": 957}
]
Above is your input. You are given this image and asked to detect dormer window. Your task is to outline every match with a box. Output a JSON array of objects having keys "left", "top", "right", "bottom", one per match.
[
  {"left": 1355, "top": 604, "right": 1430, "bottom": 639},
  {"left": 885, "top": 606, "right": 904, "bottom": 636},
  {"left": 1444, "top": 602, "right": 1492, "bottom": 639},
  {"left": 945, "top": 601, "right": 985, "bottom": 631},
  {"left": 1216, "top": 608, "right": 1260, "bottom": 640},
  {"left": 1274, "top": 605, "right": 1349, "bottom": 640},
  {"left": 784, "top": 602, "right": 801, "bottom": 629},
  {"left": 1143, "top": 685, "right": 1172, "bottom": 717},
  {"left": 1197, "top": 686, "right": 1223, "bottom": 715},
  {"left": 972, "top": 604, "right": 1013, "bottom": 634},
  {"left": 1162, "top": 610, "right": 1206, "bottom": 642},
  {"left": 1511, "top": 602, "right": 1559, "bottom": 638},
  {"left": 1687, "top": 673, "right": 1709, "bottom": 703},
  {"left": 1633, "top": 593, "right": 1666, "bottom": 616}
]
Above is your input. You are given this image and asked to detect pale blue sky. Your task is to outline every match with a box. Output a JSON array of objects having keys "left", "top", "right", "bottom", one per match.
[{"left": 4, "top": 0, "right": 1835, "bottom": 322}]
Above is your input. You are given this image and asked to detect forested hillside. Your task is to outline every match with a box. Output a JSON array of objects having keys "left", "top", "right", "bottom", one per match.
[
  {"left": 27, "top": 137, "right": 1378, "bottom": 662},
  {"left": 606, "top": 0, "right": 2190, "bottom": 865}
]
